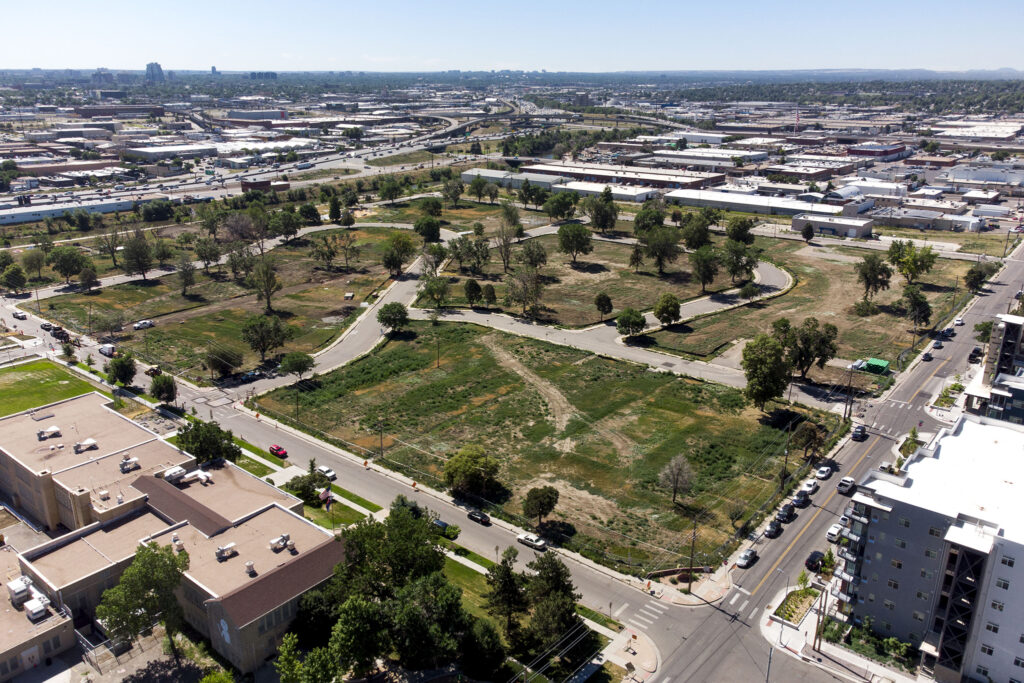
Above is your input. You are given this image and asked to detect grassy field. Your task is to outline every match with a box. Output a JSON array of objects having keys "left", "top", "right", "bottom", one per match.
[
  {"left": 38, "top": 226, "right": 415, "bottom": 379},
  {"left": 872, "top": 225, "right": 1020, "bottom": 258},
  {"left": 302, "top": 502, "right": 365, "bottom": 529},
  {"left": 0, "top": 360, "right": 96, "bottom": 417},
  {"left": 366, "top": 149, "right": 436, "bottom": 167},
  {"left": 359, "top": 197, "right": 552, "bottom": 235},
  {"left": 649, "top": 236, "right": 973, "bottom": 363},
  {"left": 429, "top": 234, "right": 735, "bottom": 326},
  {"left": 256, "top": 322, "right": 830, "bottom": 567}
]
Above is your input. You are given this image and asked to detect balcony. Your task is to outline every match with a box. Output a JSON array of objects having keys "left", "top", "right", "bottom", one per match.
[
  {"left": 830, "top": 585, "right": 854, "bottom": 603},
  {"left": 845, "top": 506, "right": 869, "bottom": 525},
  {"left": 836, "top": 569, "right": 856, "bottom": 583},
  {"left": 839, "top": 547, "right": 860, "bottom": 563},
  {"left": 841, "top": 527, "right": 862, "bottom": 544}
]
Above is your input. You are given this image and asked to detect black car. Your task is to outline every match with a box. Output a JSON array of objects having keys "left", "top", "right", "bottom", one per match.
[
  {"left": 851, "top": 425, "right": 867, "bottom": 441},
  {"left": 922, "top": 352, "right": 933, "bottom": 361},
  {"left": 805, "top": 550, "right": 825, "bottom": 572},
  {"left": 39, "top": 322, "right": 52, "bottom": 331},
  {"left": 765, "top": 520, "right": 783, "bottom": 538},
  {"left": 776, "top": 504, "right": 796, "bottom": 523},
  {"left": 467, "top": 510, "right": 491, "bottom": 525},
  {"left": 792, "top": 491, "right": 811, "bottom": 508}
]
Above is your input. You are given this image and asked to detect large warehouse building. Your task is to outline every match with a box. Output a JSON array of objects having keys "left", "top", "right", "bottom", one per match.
[{"left": 664, "top": 189, "right": 843, "bottom": 216}]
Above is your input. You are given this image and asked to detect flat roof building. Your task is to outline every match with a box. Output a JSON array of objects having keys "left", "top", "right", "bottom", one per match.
[
  {"left": 664, "top": 189, "right": 844, "bottom": 216},
  {"left": 551, "top": 181, "right": 658, "bottom": 202},
  {"left": 838, "top": 416, "right": 1024, "bottom": 683},
  {"left": 792, "top": 213, "right": 874, "bottom": 238},
  {"left": 521, "top": 162, "right": 722, "bottom": 189}
]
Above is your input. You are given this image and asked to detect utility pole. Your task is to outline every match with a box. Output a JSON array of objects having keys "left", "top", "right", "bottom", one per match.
[
  {"left": 378, "top": 418, "right": 384, "bottom": 459},
  {"left": 765, "top": 646, "right": 772, "bottom": 683},
  {"left": 687, "top": 515, "right": 697, "bottom": 593}
]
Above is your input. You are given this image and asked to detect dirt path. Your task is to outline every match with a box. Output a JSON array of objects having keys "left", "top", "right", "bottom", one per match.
[{"left": 481, "top": 335, "right": 634, "bottom": 457}]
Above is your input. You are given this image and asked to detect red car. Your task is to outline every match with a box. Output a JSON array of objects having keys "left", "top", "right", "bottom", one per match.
[{"left": 269, "top": 445, "right": 288, "bottom": 458}]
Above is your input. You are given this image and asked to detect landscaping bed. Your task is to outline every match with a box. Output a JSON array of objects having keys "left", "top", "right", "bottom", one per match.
[{"left": 773, "top": 587, "right": 819, "bottom": 624}]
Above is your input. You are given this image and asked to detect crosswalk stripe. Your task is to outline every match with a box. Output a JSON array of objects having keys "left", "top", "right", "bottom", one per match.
[
  {"left": 639, "top": 607, "right": 661, "bottom": 619},
  {"left": 627, "top": 618, "right": 648, "bottom": 629},
  {"left": 630, "top": 613, "right": 654, "bottom": 625},
  {"left": 729, "top": 593, "right": 740, "bottom": 606},
  {"left": 613, "top": 602, "right": 629, "bottom": 617},
  {"left": 733, "top": 586, "right": 751, "bottom": 596},
  {"left": 646, "top": 600, "right": 669, "bottom": 612},
  {"left": 739, "top": 599, "right": 749, "bottom": 613}
]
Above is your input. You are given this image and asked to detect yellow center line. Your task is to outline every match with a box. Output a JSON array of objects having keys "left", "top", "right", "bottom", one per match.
[
  {"left": 907, "top": 357, "right": 950, "bottom": 404},
  {"left": 749, "top": 435, "right": 881, "bottom": 597}
]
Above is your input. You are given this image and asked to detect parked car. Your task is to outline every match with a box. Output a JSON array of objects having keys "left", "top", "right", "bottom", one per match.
[
  {"left": 776, "top": 504, "right": 796, "bottom": 523},
  {"left": 851, "top": 425, "right": 867, "bottom": 441},
  {"left": 517, "top": 533, "right": 547, "bottom": 551},
  {"left": 764, "top": 520, "right": 783, "bottom": 538},
  {"left": 144, "top": 366, "right": 162, "bottom": 377},
  {"left": 39, "top": 322, "right": 52, "bottom": 331},
  {"left": 133, "top": 319, "right": 155, "bottom": 330},
  {"left": 933, "top": 340, "right": 943, "bottom": 349},
  {"left": 11, "top": 311, "right": 27, "bottom": 320},
  {"left": 316, "top": 465, "right": 337, "bottom": 481},
  {"left": 792, "top": 491, "right": 810, "bottom": 508},
  {"left": 467, "top": 510, "right": 491, "bottom": 525},
  {"left": 98, "top": 344, "right": 116, "bottom": 357},
  {"left": 805, "top": 550, "right": 825, "bottom": 572},
  {"left": 943, "top": 327, "right": 955, "bottom": 338},
  {"left": 736, "top": 548, "right": 759, "bottom": 568},
  {"left": 269, "top": 445, "right": 288, "bottom": 458},
  {"left": 239, "top": 370, "right": 262, "bottom": 383},
  {"left": 837, "top": 476, "right": 856, "bottom": 495},
  {"left": 815, "top": 466, "right": 833, "bottom": 480},
  {"left": 801, "top": 479, "right": 820, "bottom": 494},
  {"left": 954, "top": 317, "right": 964, "bottom": 326},
  {"left": 826, "top": 524, "right": 843, "bottom": 543},
  {"left": 922, "top": 351, "right": 933, "bottom": 361}
]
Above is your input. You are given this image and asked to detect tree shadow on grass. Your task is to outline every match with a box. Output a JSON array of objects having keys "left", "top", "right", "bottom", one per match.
[
  {"left": 758, "top": 406, "right": 805, "bottom": 429},
  {"left": 121, "top": 658, "right": 206, "bottom": 683},
  {"left": 568, "top": 261, "right": 609, "bottom": 274},
  {"left": 538, "top": 519, "right": 577, "bottom": 544},
  {"left": 388, "top": 329, "right": 418, "bottom": 342},
  {"left": 182, "top": 293, "right": 207, "bottom": 303}
]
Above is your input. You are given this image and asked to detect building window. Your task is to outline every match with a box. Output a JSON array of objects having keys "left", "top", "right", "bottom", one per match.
[
  {"left": 986, "top": 622, "right": 1000, "bottom": 634},
  {"left": 912, "top": 611, "right": 925, "bottom": 622},
  {"left": 875, "top": 552, "right": 883, "bottom": 561},
  {"left": 981, "top": 643, "right": 994, "bottom": 656},
  {"left": 992, "top": 600, "right": 1005, "bottom": 612},
  {"left": 916, "top": 591, "right": 929, "bottom": 601},
  {"left": 928, "top": 526, "right": 942, "bottom": 537},
  {"left": 887, "top": 579, "right": 900, "bottom": 590},
  {"left": 1019, "top": 633, "right": 1024, "bottom": 644},
  {"left": 997, "top": 578, "right": 1010, "bottom": 590},
  {"left": 867, "top": 593, "right": 875, "bottom": 603},
  {"left": 895, "top": 538, "right": 907, "bottom": 549},
  {"left": 881, "top": 620, "right": 891, "bottom": 631},
  {"left": 1016, "top": 657, "right": 1024, "bottom": 668},
  {"left": 1002, "top": 556, "right": 1015, "bottom": 568},
  {"left": 977, "top": 665, "right": 989, "bottom": 677},
  {"left": 925, "top": 549, "right": 938, "bottom": 559},
  {"left": 921, "top": 569, "right": 933, "bottom": 580},
  {"left": 891, "top": 559, "right": 902, "bottom": 569},
  {"left": 898, "top": 518, "right": 910, "bottom": 528},
  {"left": 884, "top": 600, "right": 895, "bottom": 611}
]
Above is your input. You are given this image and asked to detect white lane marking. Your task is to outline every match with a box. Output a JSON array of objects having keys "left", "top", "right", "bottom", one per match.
[
  {"left": 739, "top": 599, "right": 749, "bottom": 613},
  {"left": 639, "top": 607, "right": 661, "bottom": 619},
  {"left": 734, "top": 586, "right": 751, "bottom": 596},
  {"left": 630, "top": 613, "right": 654, "bottom": 625},
  {"left": 627, "top": 618, "right": 649, "bottom": 629},
  {"left": 729, "top": 593, "right": 740, "bottom": 606},
  {"left": 613, "top": 602, "right": 629, "bottom": 617},
  {"left": 646, "top": 600, "right": 669, "bottom": 612}
]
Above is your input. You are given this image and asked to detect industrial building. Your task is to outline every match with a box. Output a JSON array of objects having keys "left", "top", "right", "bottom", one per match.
[
  {"left": 0, "top": 195, "right": 167, "bottom": 226},
  {"left": 664, "top": 189, "right": 843, "bottom": 216},
  {"left": 460, "top": 168, "right": 567, "bottom": 190},
  {"left": 869, "top": 207, "right": 981, "bottom": 232},
  {"left": 551, "top": 181, "right": 657, "bottom": 203},
  {"left": 226, "top": 110, "right": 288, "bottom": 121},
  {"left": 0, "top": 392, "right": 344, "bottom": 676},
  {"left": 791, "top": 213, "right": 874, "bottom": 238},
  {"left": 652, "top": 148, "right": 769, "bottom": 165},
  {"left": 72, "top": 105, "right": 164, "bottom": 119},
  {"left": 835, "top": 415, "right": 1024, "bottom": 683},
  {"left": 520, "top": 162, "right": 722, "bottom": 189},
  {"left": 846, "top": 142, "right": 910, "bottom": 162}
]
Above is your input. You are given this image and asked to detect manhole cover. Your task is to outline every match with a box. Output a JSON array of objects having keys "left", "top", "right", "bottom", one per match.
[{"left": 662, "top": 362, "right": 674, "bottom": 368}]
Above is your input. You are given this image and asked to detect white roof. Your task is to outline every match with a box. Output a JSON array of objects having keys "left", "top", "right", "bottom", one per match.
[{"left": 863, "top": 418, "right": 1024, "bottom": 545}]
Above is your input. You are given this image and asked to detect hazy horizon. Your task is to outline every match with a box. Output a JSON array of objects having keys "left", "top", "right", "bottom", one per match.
[{"left": 5, "top": 0, "right": 1023, "bottom": 73}]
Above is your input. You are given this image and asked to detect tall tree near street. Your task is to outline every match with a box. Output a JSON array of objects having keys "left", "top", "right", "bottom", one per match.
[
  {"left": 420, "top": 197, "right": 443, "bottom": 218},
  {"left": 594, "top": 292, "right": 613, "bottom": 320},
  {"left": 177, "top": 255, "right": 195, "bottom": 295},
  {"left": 495, "top": 221, "right": 516, "bottom": 273},
  {"left": 176, "top": 420, "right": 241, "bottom": 463},
  {"left": 464, "top": 278, "right": 482, "bottom": 307},
  {"left": 194, "top": 236, "right": 221, "bottom": 273},
  {"left": 523, "top": 485, "right": 559, "bottom": 527},
  {"left": 484, "top": 182, "right": 499, "bottom": 204},
  {"left": 504, "top": 266, "right": 544, "bottom": 316},
  {"left": 279, "top": 351, "right": 315, "bottom": 380},
  {"left": 801, "top": 223, "right": 815, "bottom": 243},
  {"left": 581, "top": 192, "right": 618, "bottom": 234},
  {"left": 443, "top": 443, "right": 500, "bottom": 496},
  {"left": 485, "top": 547, "right": 527, "bottom": 639},
  {"left": 378, "top": 176, "right": 403, "bottom": 204},
  {"left": 377, "top": 302, "right": 409, "bottom": 334},
  {"left": 653, "top": 292, "right": 681, "bottom": 326},
  {"left": 381, "top": 233, "right": 416, "bottom": 276},
  {"left": 689, "top": 245, "right": 719, "bottom": 292},
  {"left": 887, "top": 240, "right": 937, "bottom": 284},
  {"left": 499, "top": 201, "right": 522, "bottom": 236},
  {"left": 721, "top": 239, "right": 758, "bottom": 282},
  {"left": 468, "top": 174, "right": 488, "bottom": 203},
  {"left": 241, "top": 314, "right": 294, "bottom": 361},
  {"left": 742, "top": 333, "right": 791, "bottom": 410},
  {"left": 47, "top": 245, "right": 89, "bottom": 283},
  {"left": 659, "top": 455, "right": 694, "bottom": 504},
  {"left": 328, "top": 195, "right": 342, "bottom": 223},
  {"left": 443, "top": 179, "right": 464, "bottom": 208},
  {"left": 645, "top": 226, "right": 682, "bottom": 275},
  {"left": 633, "top": 203, "right": 665, "bottom": 239},
  {"left": 248, "top": 256, "right": 282, "bottom": 313},
  {"left": 902, "top": 284, "right": 932, "bottom": 329},
  {"left": 311, "top": 233, "right": 339, "bottom": 270},
  {"left": 616, "top": 307, "right": 646, "bottom": 338},
  {"left": 20, "top": 249, "right": 45, "bottom": 279},
  {"left": 78, "top": 267, "right": 99, "bottom": 292},
  {"left": 772, "top": 317, "right": 839, "bottom": 379},
  {"left": 96, "top": 542, "right": 189, "bottom": 652},
  {"left": 726, "top": 216, "right": 756, "bottom": 245},
  {"left": 855, "top": 252, "right": 893, "bottom": 300},
  {"left": 96, "top": 228, "right": 123, "bottom": 267}
]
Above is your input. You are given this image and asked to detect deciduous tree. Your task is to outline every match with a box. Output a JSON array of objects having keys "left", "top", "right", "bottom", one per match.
[
  {"left": 280, "top": 351, "right": 315, "bottom": 380},
  {"left": 742, "top": 333, "right": 791, "bottom": 410},
  {"left": 659, "top": 455, "right": 694, "bottom": 504},
  {"left": 594, "top": 292, "right": 613, "bottom": 320},
  {"left": 689, "top": 245, "right": 719, "bottom": 293},
  {"left": 616, "top": 307, "right": 646, "bottom": 337},
  {"left": 377, "top": 302, "right": 409, "bottom": 334},
  {"left": 522, "top": 485, "right": 559, "bottom": 527},
  {"left": 241, "top": 314, "right": 294, "bottom": 361},
  {"left": 248, "top": 256, "right": 282, "bottom": 313},
  {"left": 855, "top": 252, "right": 893, "bottom": 300},
  {"left": 557, "top": 223, "right": 593, "bottom": 263},
  {"left": 176, "top": 420, "right": 241, "bottom": 463}
]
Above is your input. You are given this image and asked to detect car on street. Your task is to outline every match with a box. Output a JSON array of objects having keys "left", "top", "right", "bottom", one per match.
[
  {"left": 815, "top": 466, "right": 832, "bottom": 480},
  {"left": 764, "top": 520, "right": 783, "bottom": 538},
  {"left": 737, "top": 548, "right": 759, "bottom": 568},
  {"left": 316, "top": 465, "right": 337, "bottom": 481},
  {"left": 467, "top": 510, "right": 491, "bottom": 525},
  {"left": 133, "top": 319, "right": 155, "bottom": 330},
  {"left": 837, "top": 476, "right": 856, "bottom": 494},
  {"left": 269, "top": 445, "right": 288, "bottom": 458},
  {"left": 851, "top": 425, "right": 867, "bottom": 441},
  {"left": 792, "top": 491, "right": 810, "bottom": 508},
  {"left": 12, "top": 311, "right": 26, "bottom": 320},
  {"left": 954, "top": 317, "right": 964, "bottom": 326},
  {"left": 805, "top": 550, "right": 825, "bottom": 572},
  {"left": 943, "top": 327, "right": 955, "bottom": 338},
  {"left": 801, "top": 479, "right": 819, "bottom": 494},
  {"left": 39, "top": 322, "right": 52, "bottom": 330},
  {"left": 776, "top": 504, "right": 796, "bottom": 523},
  {"left": 98, "top": 344, "right": 116, "bottom": 357},
  {"left": 517, "top": 533, "right": 547, "bottom": 551},
  {"left": 933, "top": 340, "right": 943, "bottom": 349},
  {"left": 239, "top": 370, "right": 263, "bottom": 383},
  {"left": 826, "top": 524, "right": 843, "bottom": 543},
  {"left": 144, "top": 366, "right": 162, "bottom": 377},
  {"left": 922, "top": 351, "right": 933, "bottom": 361}
]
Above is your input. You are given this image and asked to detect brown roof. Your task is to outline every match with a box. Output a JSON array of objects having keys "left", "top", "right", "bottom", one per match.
[
  {"left": 132, "top": 475, "right": 231, "bottom": 536},
  {"left": 212, "top": 537, "right": 346, "bottom": 628}
]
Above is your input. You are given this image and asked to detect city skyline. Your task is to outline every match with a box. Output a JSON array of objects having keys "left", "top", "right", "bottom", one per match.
[{"left": 4, "top": 0, "right": 1024, "bottom": 73}]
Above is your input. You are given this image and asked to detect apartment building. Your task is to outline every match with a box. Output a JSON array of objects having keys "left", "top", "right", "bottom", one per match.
[
  {"left": 834, "top": 415, "right": 1024, "bottom": 683},
  {"left": 965, "top": 313, "right": 1024, "bottom": 424}
]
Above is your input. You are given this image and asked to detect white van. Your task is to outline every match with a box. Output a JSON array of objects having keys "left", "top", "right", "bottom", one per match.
[{"left": 98, "top": 344, "right": 116, "bottom": 358}]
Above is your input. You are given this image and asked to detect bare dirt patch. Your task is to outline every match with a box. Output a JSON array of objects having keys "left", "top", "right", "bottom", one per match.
[
  {"left": 520, "top": 476, "right": 620, "bottom": 525},
  {"left": 482, "top": 334, "right": 575, "bottom": 431},
  {"left": 795, "top": 245, "right": 862, "bottom": 264}
]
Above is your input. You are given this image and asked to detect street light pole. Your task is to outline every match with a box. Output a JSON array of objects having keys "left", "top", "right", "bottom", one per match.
[{"left": 688, "top": 515, "right": 697, "bottom": 593}]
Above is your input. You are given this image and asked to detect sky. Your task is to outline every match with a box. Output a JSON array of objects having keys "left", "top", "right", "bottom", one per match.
[{"left": 5, "top": 0, "right": 1024, "bottom": 73}]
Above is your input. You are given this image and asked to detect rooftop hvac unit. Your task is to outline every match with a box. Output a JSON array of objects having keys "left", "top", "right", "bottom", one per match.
[
  {"left": 269, "top": 533, "right": 290, "bottom": 551},
  {"left": 98, "top": 490, "right": 110, "bottom": 501},
  {"left": 6, "top": 577, "right": 31, "bottom": 605},
  {"left": 215, "top": 543, "right": 237, "bottom": 560},
  {"left": 286, "top": 540, "right": 296, "bottom": 553},
  {"left": 116, "top": 493, "right": 123, "bottom": 504},
  {"left": 162, "top": 466, "right": 186, "bottom": 482},
  {"left": 37, "top": 425, "right": 61, "bottom": 440},
  {"left": 119, "top": 457, "right": 139, "bottom": 473},
  {"left": 74, "top": 438, "right": 98, "bottom": 454},
  {"left": 244, "top": 561, "right": 255, "bottom": 576},
  {"left": 24, "top": 598, "right": 47, "bottom": 621}
]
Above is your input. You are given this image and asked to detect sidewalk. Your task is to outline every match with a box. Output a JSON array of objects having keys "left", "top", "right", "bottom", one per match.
[{"left": 759, "top": 585, "right": 918, "bottom": 683}]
